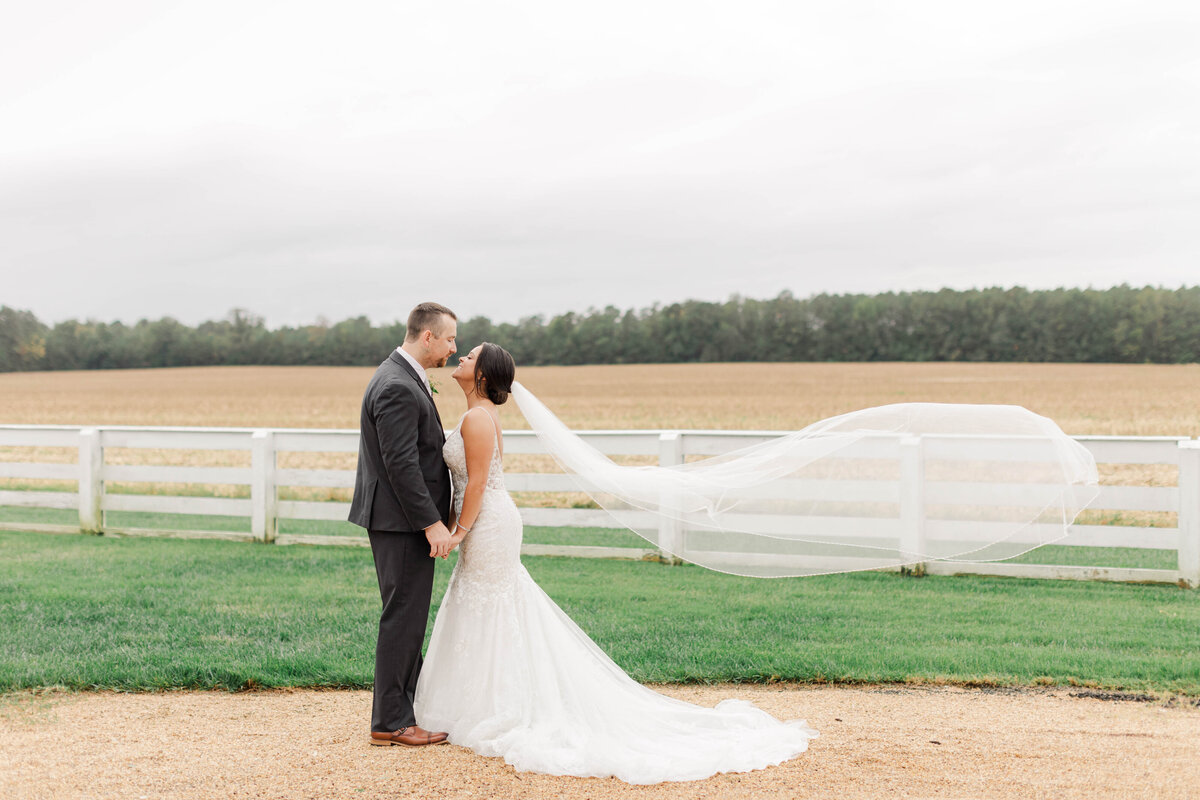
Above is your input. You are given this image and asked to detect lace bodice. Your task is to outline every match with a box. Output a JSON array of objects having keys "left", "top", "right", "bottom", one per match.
[
  {"left": 443, "top": 410, "right": 507, "bottom": 514},
  {"left": 439, "top": 407, "right": 523, "bottom": 618}
]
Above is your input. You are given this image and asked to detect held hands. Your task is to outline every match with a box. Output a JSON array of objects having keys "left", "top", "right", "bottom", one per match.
[{"left": 425, "top": 521, "right": 456, "bottom": 559}]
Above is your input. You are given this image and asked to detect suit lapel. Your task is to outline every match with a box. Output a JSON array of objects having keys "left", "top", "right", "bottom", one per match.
[{"left": 389, "top": 351, "right": 445, "bottom": 437}]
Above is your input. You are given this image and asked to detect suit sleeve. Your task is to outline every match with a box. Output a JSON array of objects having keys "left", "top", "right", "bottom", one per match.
[{"left": 373, "top": 379, "right": 442, "bottom": 531}]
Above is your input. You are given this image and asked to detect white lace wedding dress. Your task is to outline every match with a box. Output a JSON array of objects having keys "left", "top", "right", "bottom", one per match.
[{"left": 413, "top": 411, "right": 817, "bottom": 784}]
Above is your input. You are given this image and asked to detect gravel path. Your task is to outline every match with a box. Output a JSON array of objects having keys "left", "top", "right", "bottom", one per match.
[{"left": 3, "top": 684, "right": 1198, "bottom": 800}]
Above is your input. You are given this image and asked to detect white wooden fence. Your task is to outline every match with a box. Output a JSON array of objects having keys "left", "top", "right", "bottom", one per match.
[{"left": 1, "top": 424, "right": 1197, "bottom": 588}]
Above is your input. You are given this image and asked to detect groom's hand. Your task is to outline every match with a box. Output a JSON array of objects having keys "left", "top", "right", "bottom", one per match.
[{"left": 425, "top": 521, "right": 454, "bottom": 559}]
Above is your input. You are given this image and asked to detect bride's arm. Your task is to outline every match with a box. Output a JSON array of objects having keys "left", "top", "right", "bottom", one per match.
[{"left": 452, "top": 410, "right": 495, "bottom": 543}]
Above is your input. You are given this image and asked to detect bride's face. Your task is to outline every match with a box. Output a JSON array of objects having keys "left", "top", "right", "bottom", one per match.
[{"left": 452, "top": 345, "right": 483, "bottom": 384}]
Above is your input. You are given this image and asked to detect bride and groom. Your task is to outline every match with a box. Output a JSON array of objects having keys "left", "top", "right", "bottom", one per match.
[
  {"left": 347, "top": 301, "right": 1098, "bottom": 783},
  {"left": 347, "top": 302, "right": 818, "bottom": 784}
]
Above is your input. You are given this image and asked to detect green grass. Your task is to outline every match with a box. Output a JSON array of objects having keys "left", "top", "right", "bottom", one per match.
[
  {"left": 0, "top": 507, "right": 78, "bottom": 527},
  {"left": 1, "top": 530, "right": 1198, "bottom": 695},
  {"left": 0, "top": 505, "right": 1181, "bottom": 568},
  {"left": 0, "top": 504, "right": 653, "bottom": 546},
  {"left": 1006, "top": 544, "right": 1176, "bottom": 570}
]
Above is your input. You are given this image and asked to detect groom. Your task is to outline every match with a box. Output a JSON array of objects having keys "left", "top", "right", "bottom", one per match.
[{"left": 349, "top": 301, "right": 458, "bottom": 747}]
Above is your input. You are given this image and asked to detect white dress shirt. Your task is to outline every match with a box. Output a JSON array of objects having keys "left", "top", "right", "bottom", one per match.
[{"left": 395, "top": 346, "right": 433, "bottom": 397}]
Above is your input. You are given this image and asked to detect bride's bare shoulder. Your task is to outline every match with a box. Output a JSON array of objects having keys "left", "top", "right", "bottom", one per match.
[{"left": 460, "top": 407, "right": 499, "bottom": 455}]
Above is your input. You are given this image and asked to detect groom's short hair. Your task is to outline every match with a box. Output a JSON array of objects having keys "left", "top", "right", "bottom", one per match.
[{"left": 406, "top": 302, "right": 457, "bottom": 341}]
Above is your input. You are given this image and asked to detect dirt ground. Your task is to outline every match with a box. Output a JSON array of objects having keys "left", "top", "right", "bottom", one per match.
[{"left": 2, "top": 684, "right": 1198, "bottom": 800}]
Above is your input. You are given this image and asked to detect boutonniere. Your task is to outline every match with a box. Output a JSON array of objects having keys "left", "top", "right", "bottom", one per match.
[{"left": 428, "top": 377, "right": 440, "bottom": 395}]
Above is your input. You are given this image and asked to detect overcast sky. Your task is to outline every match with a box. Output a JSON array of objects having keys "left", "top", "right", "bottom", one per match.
[{"left": 3, "top": 0, "right": 1198, "bottom": 327}]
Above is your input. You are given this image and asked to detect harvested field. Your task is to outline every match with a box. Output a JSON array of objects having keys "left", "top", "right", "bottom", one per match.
[
  {"left": 2, "top": 363, "right": 1196, "bottom": 519},
  {"left": 2, "top": 684, "right": 1197, "bottom": 800},
  {"left": 1, "top": 362, "right": 1198, "bottom": 434}
]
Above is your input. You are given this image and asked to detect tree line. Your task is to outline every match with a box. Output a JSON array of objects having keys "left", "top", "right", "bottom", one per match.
[{"left": 2, "top": 285, "right": 1198, "bottom": 372}]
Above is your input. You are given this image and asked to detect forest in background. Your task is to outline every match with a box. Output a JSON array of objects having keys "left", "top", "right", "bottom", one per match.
[{"left": 2, "top": 285, "right": 1198, "bottom": 372}]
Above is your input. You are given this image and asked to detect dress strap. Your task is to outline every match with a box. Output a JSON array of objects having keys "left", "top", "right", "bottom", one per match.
[{"left": 464, "top": 406, "right": 502, "bottom": 457}]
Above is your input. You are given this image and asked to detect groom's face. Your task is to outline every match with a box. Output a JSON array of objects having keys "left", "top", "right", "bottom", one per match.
[{"left": 426, "top": 316, "right": 458, "bottom": 368}]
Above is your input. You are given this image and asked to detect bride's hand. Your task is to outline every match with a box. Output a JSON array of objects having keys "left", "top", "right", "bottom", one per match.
[{"left": 425, "top": 521, "right": 454, "bottom": 558}]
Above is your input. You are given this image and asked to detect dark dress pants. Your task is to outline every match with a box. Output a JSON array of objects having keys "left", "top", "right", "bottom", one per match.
[{"left": 368, "top": 529, "right": 436, "bottom": 732}]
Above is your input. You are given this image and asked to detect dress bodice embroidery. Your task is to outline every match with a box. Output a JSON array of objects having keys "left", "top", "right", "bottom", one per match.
[
  {"left": 440, "top": 408, "right": 523, "bottom": 617},
  {"left": 443, "top": 409, "right": 507, "bottom": 514}
]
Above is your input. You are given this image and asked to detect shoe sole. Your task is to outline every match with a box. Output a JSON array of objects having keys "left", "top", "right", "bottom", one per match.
[{"left": 369, "top": 738, "right": 449, "bottom": 747}]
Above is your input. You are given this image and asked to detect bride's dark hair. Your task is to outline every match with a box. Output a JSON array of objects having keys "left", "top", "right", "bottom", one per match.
[{"left": 475, "top": 342, "right": 516, "bottom": 405}]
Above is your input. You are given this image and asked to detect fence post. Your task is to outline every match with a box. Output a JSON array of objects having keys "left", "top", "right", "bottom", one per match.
[
  {"left": 251, "top": 430, "right": 277, "bottom": 543},
  {"left": 899, "top": 435, "right": 926, "bottom": 577},
  {"left": 657, "top": 432, "right": 684, "bottom": 564},
  {"left": 1178, "top": 440, "right": 1200, "bottom": 589},
  {"left": 78, "top": 428, "right": 103, "bottom": 534}
]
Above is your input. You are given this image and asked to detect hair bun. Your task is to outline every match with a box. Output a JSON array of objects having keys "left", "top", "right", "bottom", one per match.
[{"left": 475, "top": 342, "right": 517, "bottom": 406}]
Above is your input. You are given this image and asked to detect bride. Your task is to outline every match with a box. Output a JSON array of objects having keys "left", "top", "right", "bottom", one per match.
[
  {"left": 413, "top": 341, "right": 1097, "bottom": 783},
  {"left": 413, "top": 343, "right": 818, "bottom": 783}
]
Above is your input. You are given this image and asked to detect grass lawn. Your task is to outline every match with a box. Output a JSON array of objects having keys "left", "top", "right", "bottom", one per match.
[
  {"left": 1, "top": 530, "right": 1197, "bottom": 695},
  {"left": 0, "top": 505, "right": 1180, "bottom": 569}
]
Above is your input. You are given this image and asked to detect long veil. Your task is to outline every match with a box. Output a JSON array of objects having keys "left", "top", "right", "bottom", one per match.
[{"left": 511, "top": 382, "right": 1100, "bottom": 578}]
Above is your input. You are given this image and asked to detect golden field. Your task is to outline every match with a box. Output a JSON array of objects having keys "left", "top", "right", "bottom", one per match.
[
  {"left": 1, "top": 361, "right": 1198, "bottom": 435},
  {"left": 0, "top": 363, "right": 1196, "bottom": 516}
]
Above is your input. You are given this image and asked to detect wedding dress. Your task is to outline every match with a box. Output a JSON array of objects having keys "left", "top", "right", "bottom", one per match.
[
  {"left": 413, "top": 408, "right": 817, "bottom": 783},
  {"left": 414, "top": 386, "right": 1096, "bottom": 781}
]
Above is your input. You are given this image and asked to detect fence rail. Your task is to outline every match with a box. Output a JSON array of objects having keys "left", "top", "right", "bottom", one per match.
[{"left": 1, "top": 424, "right": 1197, "bottom": 588}]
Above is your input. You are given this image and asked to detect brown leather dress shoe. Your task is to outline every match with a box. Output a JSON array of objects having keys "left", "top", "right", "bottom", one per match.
[{"left": 369, "top": 725, "right": 449, "bottom": 747}]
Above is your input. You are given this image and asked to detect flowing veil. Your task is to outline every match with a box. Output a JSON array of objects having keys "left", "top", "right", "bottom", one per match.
[{"left": 511, "top": 382, "right": 1100, "bottom": 578}]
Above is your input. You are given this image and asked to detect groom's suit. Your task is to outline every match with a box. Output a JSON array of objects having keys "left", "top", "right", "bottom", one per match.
[{"left": 349, "top": 350, "right": 452, "bottom": 732}]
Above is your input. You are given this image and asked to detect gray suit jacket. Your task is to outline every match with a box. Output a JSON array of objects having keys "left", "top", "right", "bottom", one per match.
[{"left": 348, "top": 351, "right": 452, "bottom": 532}]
